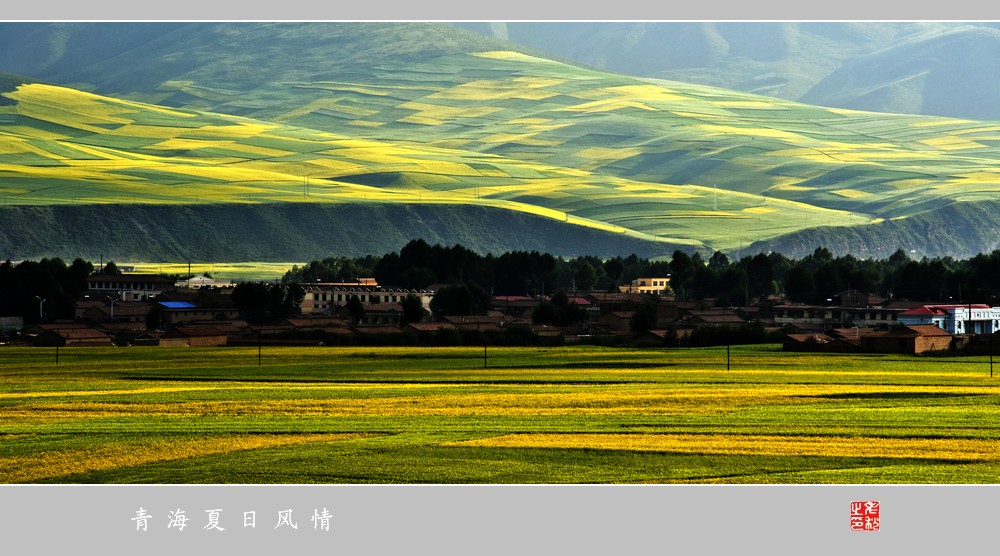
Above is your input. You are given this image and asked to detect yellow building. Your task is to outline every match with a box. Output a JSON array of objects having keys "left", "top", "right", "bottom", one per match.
[{"left": 619, "top": 277, "right": 671, "bottom": 295}]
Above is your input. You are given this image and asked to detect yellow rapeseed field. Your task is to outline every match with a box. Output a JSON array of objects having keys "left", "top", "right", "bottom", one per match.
[
  {"left": 832, "top": 189, "right": 872, "bottom": 199},
  {"left": 449, "top": 433, "right": 998, "bottom": 461},
  {"left": 0, "top": 433, "right": 372, "bottom": 483},
  {"left": 919, "top": 136, "right": 988, "bottom": 150}
]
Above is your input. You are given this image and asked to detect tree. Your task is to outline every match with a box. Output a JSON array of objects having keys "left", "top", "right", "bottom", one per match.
[
  {"left": 345, "top": 295, "right": 365, "bottom": 325},
  {"left": 232, "top": 282, "right": 273, "bottom": 324},
  {"left": 785, "top": 264, "right": 816, "bottom": 303},
  {"left": 281, "top": 283, "right": 305, "bottom": 318},
  {"left": 669, "top": 250, "right": 695, "bottom": 299},
  {"left": 400, "top": 294, "right": 426, "bottom": 325},
  {"left": 146, "top": 304, "right": 166, "bottom": 330},
  {"left": 574, "top": 261, "right": 597, "bottom": 291},
  {"left": 232, "top": 282, "right": 303, "bottom": 324},
  {"left": 430, "top": 283, "right": 490, "bottom": 318},
  {"left": 708, "top": 250, "right": 730, "bottom": 270},
  {"left": 603, "top": 257, "right": 624, "bottom": 291},
  {"left": 746, "top": 253, "right": 775, "bottom": 299},
  {"left": 533, "top": 290, "right": 586, "bottom": 326},
  {"left": 630, "top": 302, "right": 659, "bottom": 335}
]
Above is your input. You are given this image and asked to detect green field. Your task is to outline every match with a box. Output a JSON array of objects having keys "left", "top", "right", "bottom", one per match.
[
  {"left": 2, "top": 344, "right": 998, "bottom": 484},
  {"left": 125, "top": 261, "right": 299, "bottom": 282}
]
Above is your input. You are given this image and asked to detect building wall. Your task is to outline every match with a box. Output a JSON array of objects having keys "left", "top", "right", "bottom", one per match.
[
  {"left": 620, "top": 277, "right": 670, "bottom": 295},
  {"left": 187, "top": 335, "right": 228, "bottom": 347},
  {"left": 159, "top": 335, "right": 227, "bottom": 347},
  {"left": 159, "top": 338, "right": 190, "bottom": 347},
  {"left": 164, "top": 309, "right": 239, "bottom": 325},
  {"left": 914, "top": 335, "right": 953, "bottom": 354},
  {"left": 87, "top": 276, "right": 172, "bottom": 301},
  {"left": 775, "top": 306, "right": 902, "bottom": 328},
  {"left": 860, "top": 336, "right": 915, "bottom": 354},
  {"left": 65, "top": 338, "right": 113, "bottom": 346},
  {"left": 861, "top": 334, "right": 952, "bottom": 354},
  {"left": 301, "top": 287, "right": 433, "bottom": 315},
  {"left": 899, "top": 307, "right": 1000, "bottom": 334}
]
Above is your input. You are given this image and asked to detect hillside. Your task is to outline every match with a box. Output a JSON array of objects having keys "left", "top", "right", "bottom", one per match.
[
  {"left": 0, "top": 204, "right": 668, "bottom": 262},
  {"left": 456, "top": 22, "right": 1000, "bottom": 121},
  {"left": 800, "top": 25, "right": 1000, "bottom": 121},
  {"left": 0, "top": 22, "right": 548, "bottom": 95},
  {"left": 3, "top": 23, "right": 1000, "bottom": 260}
]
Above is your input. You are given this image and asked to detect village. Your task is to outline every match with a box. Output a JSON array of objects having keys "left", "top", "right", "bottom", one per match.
[{"left": 0, "top": 268, "right": 996, "bottom": 356}]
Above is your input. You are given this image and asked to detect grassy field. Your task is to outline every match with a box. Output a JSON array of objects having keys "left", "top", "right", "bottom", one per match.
[
  {"left": 2, "top": 344, "right": 998, "bottom": 484},
  {"left": 124, "top": 261, "right": 298, "bottom": 282}
]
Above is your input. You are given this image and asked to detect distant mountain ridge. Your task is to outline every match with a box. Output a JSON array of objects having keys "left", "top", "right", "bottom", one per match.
[
  {"left": 0, "top": 22, "right": 548, "bottom": 94},
  {"left": 455, "top": 22, "right": 1000, "bottom": 121}
]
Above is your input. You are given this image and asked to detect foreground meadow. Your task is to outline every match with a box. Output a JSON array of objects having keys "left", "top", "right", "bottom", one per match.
[{"left": 1, "top": 344, "right": 998, "bottom": 483}]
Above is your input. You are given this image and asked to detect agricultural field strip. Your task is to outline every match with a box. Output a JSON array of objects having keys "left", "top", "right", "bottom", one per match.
[
  {"left": 447, "top": 433, "right": 999, "bottom": 460},
  {"left": 0, "top": 433, "right": 374, "bottom": 484},
  {"left": 3, "top": 378, "right": 997, "bottom": 420}
]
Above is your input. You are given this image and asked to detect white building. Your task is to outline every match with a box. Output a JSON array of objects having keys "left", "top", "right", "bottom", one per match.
[
  {"left": 300, "top": 283, "right": 435, "bottom": 316},
  {"left": 86, "top": 273, "right": 175, "bottom": 301},
  {"left": 897, "top": 304, "right": 1000, "bottom": 335}
]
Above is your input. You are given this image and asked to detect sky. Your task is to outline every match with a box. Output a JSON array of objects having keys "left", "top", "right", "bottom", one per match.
[{"left": 6, "top": 1, "right": 1000, "bottom": 23}]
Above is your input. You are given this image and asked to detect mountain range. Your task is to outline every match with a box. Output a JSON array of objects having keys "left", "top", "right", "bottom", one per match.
[
  {"left": 457, "top": 22, "right": 1000, "bottom": 121},
  {"left": 2, "top": 21, "right": 1000, "bottom": 262}
]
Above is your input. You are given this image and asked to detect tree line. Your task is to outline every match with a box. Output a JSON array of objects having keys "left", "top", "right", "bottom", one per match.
[
  {"left": 285, "top": 241, "right": 1000, "bottom": 308},
  {"left": 9, "top": 243, "right": 1000, "bottom": 326},
  {"left": 0, "top": 258, "right": 94, "bottom": 324},
  {"left": 282, "top": 239, "right": 671, "bottom": 296},
  {"left": 670, "top": 247, "right": 1000, "bottom": 306}
]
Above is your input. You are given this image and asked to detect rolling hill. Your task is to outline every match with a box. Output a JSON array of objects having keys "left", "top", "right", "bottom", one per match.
[
  {"left": 456, "top": 22, "right": 1000, "bottom": 121},
  {"left": 2, "top": 22, "right": 1000, "bottom": 261}
]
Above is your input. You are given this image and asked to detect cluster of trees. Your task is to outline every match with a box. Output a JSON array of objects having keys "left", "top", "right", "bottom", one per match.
[
  {"left": 669, "top": 247, "right": 1000, "bottom": 306},
  {"left": 282, "top": 255, "right": 381, "bottom": 284},
  {"left": 0, "top": 258, "right": 94, "bottom": 325},
  {"left": 230, "top": 282, "right": 305, "bottom": 324},
  {"left": 283, "top": 239, "right": 671, "bottom": 296}
]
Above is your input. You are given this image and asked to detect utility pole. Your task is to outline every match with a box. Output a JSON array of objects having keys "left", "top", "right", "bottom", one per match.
[
  {"left": 480, "top": 319, "right": 487, "bottom": 369},
  {"left": 969, "top": 285, "right": 973, "bottom": 335},
  {"left": 35, "top": 296, "right": 46, "bottom": 324}
]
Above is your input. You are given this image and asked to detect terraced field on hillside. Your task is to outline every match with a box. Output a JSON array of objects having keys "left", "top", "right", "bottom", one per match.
[{"left": 6, "top": 46, "right": 1000, "bottom": 257}]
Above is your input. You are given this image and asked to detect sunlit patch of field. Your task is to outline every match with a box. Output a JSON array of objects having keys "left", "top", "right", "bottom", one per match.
[
  {"left": 0, "top": 433, "right": 372, "bottom": 483},
  {"left": 832, "top": 189, "right": 871, "bottom": 199},
  {"left": 742, "top": 207, "right": 777, "bottom": 214},
  {"left": 450, "top": 433, "right": 997, "bottom": 461},
  {"left": 470, "top": 51, "right": 564, "bottom": 64},
  {"left": 276, "top": 97, "right": 380, "bottom": 121},
  {"left": 124, "top": 261, "right": 297, "bottom": 280},
  {"left": 424, "top": 82, "right": 558, "bottom": 102},
  {"left": 919, "top": 136, "right": 988, "bottom": 150}
]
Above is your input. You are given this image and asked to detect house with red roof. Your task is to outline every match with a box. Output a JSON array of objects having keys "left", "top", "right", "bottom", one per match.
[{"left": 897, "top": 304, "right": 1000, "bottom": 335}]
